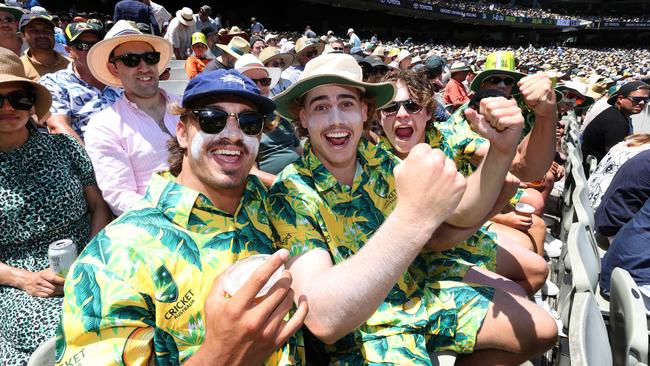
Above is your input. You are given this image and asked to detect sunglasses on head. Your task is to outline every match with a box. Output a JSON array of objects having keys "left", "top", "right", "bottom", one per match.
[
  {"left": 0, "top": 91, "right": 35, "bottom": 111},
  {"left": 380, "top": 99, "right": 422, "bottom": 116},
  {"left": 484, "top": 75, "right": 516, "bottom": 86},
  {"left": 625, "top": 96, "right": 650, "bottom": 105},
  {"left": 71, "top": 40, "right": 98, "bottom": 51},
  {"left": 250, "top": 77, "right": 272, "bottom": 87},
  {"left": 192, "top": 107, "right": 266, "bottom": 136},
  {"left": 0, "top": 16, "right": 15, "bottom": 23},
  {"left": 109, "top": 51, "right": 160, "bottom": 67}
]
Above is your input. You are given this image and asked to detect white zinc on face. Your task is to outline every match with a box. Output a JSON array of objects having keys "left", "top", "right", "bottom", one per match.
[{"left": 190, "top": 124, "right": 260, "bottom": 162}]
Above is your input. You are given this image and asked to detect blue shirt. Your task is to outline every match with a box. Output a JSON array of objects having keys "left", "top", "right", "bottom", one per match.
[
  {"left": 600, "top": 198, "right": 650, "bottom": 293},
  {"left": 39, "top": 64, "right": 123, "bottom": 139},
  {"left": 113, "top": 0, "right": 160, "bottom": 35},
  {"left": 595, "top": 149, "right": 650, "bottom": 237},
  {"left": 251, "top": 21, "right": 264, "bottom": 33}
]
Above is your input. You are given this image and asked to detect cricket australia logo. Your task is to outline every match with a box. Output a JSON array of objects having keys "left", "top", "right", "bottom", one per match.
[{"left": 221, "top": 74, "right": 246, "bottom": 87}]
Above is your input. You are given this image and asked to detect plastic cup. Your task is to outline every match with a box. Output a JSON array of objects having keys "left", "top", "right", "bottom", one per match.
[
  {"left": 515, "top": 202, "right": 535, "bottom": 217},
  {"left": 223, "top": 254, "right": 285, "bottom": 298}
]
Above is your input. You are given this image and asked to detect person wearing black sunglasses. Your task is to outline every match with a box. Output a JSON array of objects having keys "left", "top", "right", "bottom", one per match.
[
  {"left": 0, "top": 4, "right": 22, "bottom": 56},
  {"left": 40, "top": 22, "right": 120, "bottom": 144}
]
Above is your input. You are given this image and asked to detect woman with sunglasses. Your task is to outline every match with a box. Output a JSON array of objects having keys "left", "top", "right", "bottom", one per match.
[
  {"left": 0, "top": 48, "right": 111, "bottom": 364},
  {"left": 377, "top": 70, "right": 549, "bottom": 296}
]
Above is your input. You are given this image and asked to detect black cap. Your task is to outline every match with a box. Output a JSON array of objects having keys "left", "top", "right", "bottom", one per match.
[{"left": 607, "top": 81, "right": 650, "bottom": 105}]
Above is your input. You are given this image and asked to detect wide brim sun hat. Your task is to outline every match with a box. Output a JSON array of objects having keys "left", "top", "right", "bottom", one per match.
[
  {"left": 273, "top": 53, "right": 396, "bottom": 121},
  {"left": 0, "top": 47, "right": 51, "bottom": 122}
]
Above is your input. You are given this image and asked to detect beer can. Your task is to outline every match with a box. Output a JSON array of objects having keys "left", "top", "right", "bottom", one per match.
[{"left": 48, "top": 239, "right": 78, "bottom": 277}]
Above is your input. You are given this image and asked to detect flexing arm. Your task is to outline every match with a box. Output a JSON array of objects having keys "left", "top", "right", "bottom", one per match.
[{"left": 285, "top": 146, "right": 466, "bottom": 344}]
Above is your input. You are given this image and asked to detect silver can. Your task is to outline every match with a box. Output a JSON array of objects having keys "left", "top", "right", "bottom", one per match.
[{"left": 48, "top": 239, "right": 78, "bottom": 277}]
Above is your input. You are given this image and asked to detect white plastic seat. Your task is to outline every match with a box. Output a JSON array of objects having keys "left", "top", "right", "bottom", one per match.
[
  {"left": 159, "top": 80, "right": 189, "bottom": 96},
  {"left": 429, "top": 351, "right": 456, "bottom": 366},
  {"left": 567, "top": 222, "right": 600, "bottom": 294},
  {"left": 609, "top": 267, "right": 649, "bottom": 366},
  {"left": 169, "top": 68, "right": 189, "bottom": 81},
  {"left": 569, "top": 292, "right": 613, "bottom": 366},
  {"left": 167, "top": 59, "right": 186, "bottom": 69},
  {"left": 27, "top": 337, "right": 55, "bottom": 366}
]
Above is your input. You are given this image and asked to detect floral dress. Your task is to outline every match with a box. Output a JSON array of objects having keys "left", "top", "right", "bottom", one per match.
[{"left": 0, "top": 128, "right": 96, "bottom": 365}]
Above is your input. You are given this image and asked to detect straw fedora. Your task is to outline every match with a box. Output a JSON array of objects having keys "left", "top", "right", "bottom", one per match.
[
  {"left": 259, "top": 47, "right": 294, "bottom": 71},
  {"left": 450, "top": 61, "right": 470, "bottom": 73},
  {"left": 217, "top": 36, "right": 250, "bottom": 60},
  {"left": 470, "top": 51, "right": 526, "bottom": 94},
  {"left": 0, "top": 47, "right": 51, "bottom": 122},
  {"left": 234, "top": 54, "right": 281, "bottom": 89},
  {"left": 293, "top": 37, "right": 324, "bottom": 66},
  {"left": 176, "top": 7, "right": 195, "bottom": 27},
  {"left": 273, "top": 53, "right": 395, "bottom": 121},
  {"left": 87, "top": 20, "right": 173, "bottom": 88}
]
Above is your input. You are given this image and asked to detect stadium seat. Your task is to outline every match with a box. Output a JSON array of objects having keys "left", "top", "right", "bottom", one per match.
[
  {"left": 169, "top": 68, "right": 190, "bottom": 81},
  {"left": 568, "top": 292, "right": 613, "bottom": 366},
  {"left": 159, "top": 80, "right": 189, "bottom": 96},
  {"left": 27, "top": 337, "right": 55, "bottom": 366},
  {"left": 429, "top": 351, "right": 457, "bottom": 366},
  {"left": 167, "top": 59, "right": 186, "bottom": 69},
  {"left": 567, "top": 222, "right": 599, "bottom": 294},
  {"left": 609, "top": 267, "right": 649, "bottom": 366}
]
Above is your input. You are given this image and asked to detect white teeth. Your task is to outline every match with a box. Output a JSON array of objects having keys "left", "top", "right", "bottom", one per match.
[
  {"left": 326, "top": 132, "right": 349, "bottom": 138},
  {"left": 212, "top": 149, "right": 241, "bottom": 156},
  {"left": 138, "top": 77, "right": 152, "bottom": 81},
  {"left": 396, "top": 125, "right": 412, "bottom": 129}
]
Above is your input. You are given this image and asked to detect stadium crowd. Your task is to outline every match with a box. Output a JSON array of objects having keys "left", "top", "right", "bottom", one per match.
[{"left": 1, "top": 1, "right": 649, "bottom": 365}]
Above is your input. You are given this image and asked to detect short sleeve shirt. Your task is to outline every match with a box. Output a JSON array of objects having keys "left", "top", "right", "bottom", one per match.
[
  {"left": 56, "top": 172, "right": 305, "bottom": 366},
  {"left": 39, "top": 64, "right": 123, "bottom": 138}
]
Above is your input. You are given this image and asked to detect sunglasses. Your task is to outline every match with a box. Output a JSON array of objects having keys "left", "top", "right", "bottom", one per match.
[
  {"left": 269, "top": 60, "right": 285, "bottom": 68},
  {"left": 109, "top": 52, "right": 160, "bottom": 67},
  {"left": 625, "top": 96, "right": 650, "bottom": 105},
  {"left": 0, "top": 16, "right": 15, "bottom": 23},
  {"left": 250, "top": 77, "right": 272, "bottom": 87},
  {"left": 0, "top": 92, "right": 35, "bottom": 110},
  {"left": 380, "top": 99, "right": 422, "bottom": 116},
  {"left": 332, "top": 47, "right": 344, "bottom": 51},
  {"left": 304, "top": 50, "right": 318, "bottom": 58},
  {"left": 192, "top": 108, "right": 266, "bottom": 136},
  {"left": 71, "top": 40, "right": 98, "bottom": 51},
  {"left": 484, "top": 76, "right": 516, "bottom": 86}
]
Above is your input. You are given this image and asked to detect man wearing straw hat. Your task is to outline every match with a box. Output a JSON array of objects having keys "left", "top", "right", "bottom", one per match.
[
  {"left": 259, "top": 46, "right": 294, "bottom": 97},
  {"left": 83, "top": 20, "right": 178, "bottom": 216},
  {"left": 269, "top": 53, "right": 557, "bottom": 364},
  {"left": 443, "top": 60, "right": 471, "bottom": 111},
  {"left": 203, "top": 35, "right": 249, "bottom": 72},
  {"left": 284, "top": 36, "right": 323, "bottom": 85},
  {"left": 164, "top": 6, "right": 195, "bottom": 60}
]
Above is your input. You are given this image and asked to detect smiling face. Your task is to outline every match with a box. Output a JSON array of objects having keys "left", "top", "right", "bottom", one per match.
[
  {"left": 380, "top": 80, "right": 431, "bottom": 159},
  {"left": 22, "top": 19, "right": 54, "bottom": 51},
  {"left": 0, "top": 11, "right": 17, "bottom": 34},
  {"left": 108, "top": 41, "right": 159, "bottom": 98},
  {"left": 0, "top": 81, "right": 33, "bottom": 135},
  {"left": 299, "top": 84, "right": 367, "bottom": 172},
  {"left": 178, "top": 96, "right": 261, "bottom": 191}
]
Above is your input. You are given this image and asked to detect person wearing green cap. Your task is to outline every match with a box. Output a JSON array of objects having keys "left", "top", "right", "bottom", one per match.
[
  {"left": 269, "top": 53, "right": 557, "bottom": 365},
  {"left": 184, "top": 31, "right": 212, "bottom": 79}
]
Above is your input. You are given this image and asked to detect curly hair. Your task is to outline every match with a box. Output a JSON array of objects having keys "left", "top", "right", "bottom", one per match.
[
  {"left": 288, "top": 87, "right": 378, "bottom": 138},
  {"left": 380, "top": 69, "right": 438, "bottom": 115}
]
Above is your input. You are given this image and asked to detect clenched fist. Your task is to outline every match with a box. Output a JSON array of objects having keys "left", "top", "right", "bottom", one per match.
[
  {"left": 465, "top": 96, "right": 524, "bottom": 156},
  {"left": 518, "top": 73, "right": 557, "bottom": 119}
]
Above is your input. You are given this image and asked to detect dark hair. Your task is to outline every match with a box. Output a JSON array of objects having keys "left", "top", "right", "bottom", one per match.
[{"left": 381, "top": 69, "right": 437, "bottom": 116}]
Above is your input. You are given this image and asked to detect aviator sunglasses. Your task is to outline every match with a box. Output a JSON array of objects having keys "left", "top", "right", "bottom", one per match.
[
  {"left": 380, "top": 99, "right": 422, "bottom": 116},
  {"left": 192, "top": 108, "right": 266, "bottom": 136},
  {"left": 0, "top": 92, "right": 35, "bottom": 110},
  {"left": 109, "top": 51, "right": 161, "bottom": 67}
]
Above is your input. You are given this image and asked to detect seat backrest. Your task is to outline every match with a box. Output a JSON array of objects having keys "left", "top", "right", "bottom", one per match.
[
  {"left": 572, "top": 182, "right": 595, "bottom": 231},
  {"left": 429, "top": 351, "right": 457, "bottom": 366},
  {"left": 167, "top": 59, "right": 186, "bottom": 69},
  {"left": 169, "top": 68, "right": 190, "bottom": 81},
  {"left": 569, "top": 292, "right": 613, "bottom": 366},
  {"left": 609, "top": 267, "right": 649, "bottom": 366},
  {"left": 27, "top": 337, "right": 55, "bottom": 366},
  {"left": 567, "top": 222, "right": 600, "bottom": 293},
  {"left": 159, "top": 80, "right": 189, "bottom": 97}
]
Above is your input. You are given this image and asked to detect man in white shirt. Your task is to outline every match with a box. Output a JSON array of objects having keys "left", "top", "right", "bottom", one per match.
[
  {"left": 164, "top": 6, "right": 195, "bottom": 59},
  {"left": 85, "top": 20, "right": 180, "bottom": 215},
  {"left": 142, "top": 0, "right": 171, "bottom": 33}
]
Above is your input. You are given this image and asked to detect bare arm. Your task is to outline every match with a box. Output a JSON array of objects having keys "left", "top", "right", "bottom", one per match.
[
  {"left": 83, "top": 185, "right": 112, "bottom": 238},
  {"left": 250, "top": 163, "right": 277, "bottom": 188},
  {"left": 287, "top": 146, "right": 467, "bottom": 344},
  {"left": 47, "top": 114, "right": 83, "bottom": 145}
]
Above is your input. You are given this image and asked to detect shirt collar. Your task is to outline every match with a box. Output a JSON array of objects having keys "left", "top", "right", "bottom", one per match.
[
  {"left": 144, "top": 171, "right": 265, "bottom": 229},
  {"left": 300, "top": 138, "right": 389, "bottom": 193}
]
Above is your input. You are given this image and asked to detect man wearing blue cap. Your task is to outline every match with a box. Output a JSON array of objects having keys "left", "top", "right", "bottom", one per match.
[{"left": 56, "top": 68, "right": 308, "bottom": 365}]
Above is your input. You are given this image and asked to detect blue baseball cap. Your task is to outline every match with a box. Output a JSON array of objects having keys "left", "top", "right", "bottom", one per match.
[{"left": 182, "top": 69, "right": 276, "bottom": 115}]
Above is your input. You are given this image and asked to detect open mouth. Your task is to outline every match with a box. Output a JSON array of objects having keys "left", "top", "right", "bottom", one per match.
[
  {"left": 208, "top": 147, "right": 244, "bottom": 164},
  {"left": 324, "top": 130, "right": 351, "bottom": 148},
  {"left": 394, "top": 125, "right": 414, "bottom": 140}
]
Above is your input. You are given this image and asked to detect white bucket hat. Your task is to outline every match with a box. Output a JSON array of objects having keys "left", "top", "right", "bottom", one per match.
[{"left": 234, "top": 53, "right": 281, "bottom": 89}]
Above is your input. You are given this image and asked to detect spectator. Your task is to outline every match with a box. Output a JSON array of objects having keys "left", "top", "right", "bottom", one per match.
[
  {"left": 270, "top": 53, "right": 557, "bottom": 364},
  {"left": 56, "top": 69, "right": 307, "bottom": 365},
  {"left": 113, "top": 0, "right": 160, "bottom": 35},
  {"left": 193, "top": 5, "right": 216, "bottom": 34},
  {"left": 264, "top": 33, "right": 278, "bottom": 48},
  {"left": 595, "top": 149, "right": 650, "bottom": 241},
  {"left": 203, "top": 36, "right": 249, "bottom": 71},
  {"left": 259, "top": 46, "right": 294, "bottom": 96},
  {"left": 84, "top": 20, "right": 178, "bottom": 216},
  {"left": 39, "top": 22, "right": 122, "bottom": 142},
  {"left": 304, "top": 25, "right": 316, "bottom": 38},
  {"left": 142, "top": 0, "right": 171, "bottom": 33},
  {"left": 19, "top": 13, "right": 70, "bottom": 80},
  {"left": 0, "top": 4, "right": 24, "bottom": 55},
  {"left": 347, "top": 27, "right": 360, "bottom": 48},
  {"left": 184, "top": 32, "right": 212, "bottom": 79},
  {"left": 284, "top": 36, "right": 323, "bottom": 85},
  {"left": 164, "top": 6, "right": 196, "bottom": 60},
  {"left": 0, "top": 47, "right": 110, "bottom": 365},
  {"left": 249, "top": 35, "right": 265, "bottom": 57},
  {"left": 250, "top": 16, "right": 264, "bottom": 34},
  {"left": 443, "top": 60, "right": 471, "bottom": 111},
  {"left": 581, "top": 81, "right": 649, "bottom": 165}
]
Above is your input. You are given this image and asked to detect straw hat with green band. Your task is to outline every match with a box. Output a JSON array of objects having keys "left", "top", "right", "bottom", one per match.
[
  {"left": 273, "top": 53, "right": 395, "bottom": 121},
  {"left": 216, "top": 36, "right": 249, "bottom": 60},
  {"left": 470, "top": 51, "right": 526, "bottom": 94}
]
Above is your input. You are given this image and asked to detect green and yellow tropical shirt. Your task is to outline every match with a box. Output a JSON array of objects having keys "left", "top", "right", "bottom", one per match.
[
  {"left": 56, "top": 172, "right": 304, "bottom": 366},
  {"left": 268, "top": 140, "right": 493, "bottom": 365}
]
